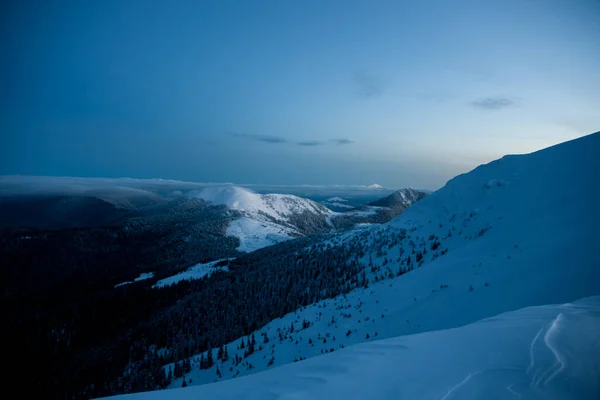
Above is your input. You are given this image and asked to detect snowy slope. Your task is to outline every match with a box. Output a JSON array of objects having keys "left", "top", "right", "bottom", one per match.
[
  {"left": 225, "top": 217, "right": 295, "bottom": 252},
  {"left": 368, "top": 187, "right": 427, "bottom": 210},
  {"left": 153, "top": 259, "right": 231, "bottom": 288},
  {"left": 103, "top": 296, "right": 600, "bottom": 400},
  {"left": 162, "top": 133, "right": 597, "bottom": 386},
  {"left": 191, "top": 185, "right": 332, "bottom": 222},
  {"left": 325, "top": 188, "right": 426, "bottom": 226},
  {"left": 190, "top": 185, "right": 333, "bottom": 251},
  {"left": 114, "top": 272, "right": 155, "bottom": 288},
  {"left": 105, "top": 132, "right": 599, "bottom": 398}
]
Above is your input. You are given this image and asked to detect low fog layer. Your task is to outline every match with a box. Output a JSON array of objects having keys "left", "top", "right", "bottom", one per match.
[{"left": 0, "top": 175, "right": 400, "bottom": 207}]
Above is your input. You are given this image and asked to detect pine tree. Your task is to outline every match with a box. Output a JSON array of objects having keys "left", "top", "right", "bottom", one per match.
[
  {"left": 174, "top": 361, "right": 182, "bottom": 378},
  {"left": 222, "top": 345, "right": 229, "bottom": 362},
  {"left": 248, "top": 336, "right": 255, "bottom": 356},
  {"left": 206, "top": 346, "right": 214, "bottom": 368}
]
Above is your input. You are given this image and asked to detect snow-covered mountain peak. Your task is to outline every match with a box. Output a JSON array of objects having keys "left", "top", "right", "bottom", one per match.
[
  {"left": 367, "top": 183, "right": 384, "bottom": 189},
  {"left": 191, "top": 185, "right": 331, "bottom": 221},
  {"left": 189, "top": 185, "right": 334, "bottom": 251},
  {"left": 191, "top": 185, "right": 262, "bottom": 211}
]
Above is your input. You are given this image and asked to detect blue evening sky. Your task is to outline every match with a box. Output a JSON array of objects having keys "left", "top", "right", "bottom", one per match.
[{"left": 1, "top": 0, "right": 599, "bottom": 189}]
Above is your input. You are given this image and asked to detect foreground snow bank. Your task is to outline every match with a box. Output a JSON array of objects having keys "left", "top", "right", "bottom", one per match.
[{"left": 103, "top": 296, "right": 600, "bottom": 400}]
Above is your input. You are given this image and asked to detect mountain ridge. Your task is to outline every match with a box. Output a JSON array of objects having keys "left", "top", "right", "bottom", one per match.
[
  {"left": 367, "top": 187, "right": 427, "bottom": 210},
  {"left": 188, "top": 185, "right": 334, "bottom": 251},
  {"left": 122, "top": 131, "right": 600, "bottom": 397}
]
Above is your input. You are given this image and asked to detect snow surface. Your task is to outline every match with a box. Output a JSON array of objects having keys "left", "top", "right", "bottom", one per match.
[
  {"left": 103, "top": 296, "right": 600, "bottom": 400},
  {"left": 190, "top": 185, "right": 333, "bottom": 251},
  {"left": 114, "top": 272, "right": 154, "bottom": 288},
  {"left": 153, "top": 260, "right": 231, "bottom": 288},
  {"left": 225, "top": 217, "right": 294, "bottom": 252},
  {"left": 105, "top": 132, "right": 600, "bottom": 399},
  {"left": 191, "top": 185, "right": 332, "bottom": 222},
  {"left": 326, "top": 197, "right": 347, "bottom": 202},
  {"left": 367, "top": 183, "right": 384, "bottom": 189}
]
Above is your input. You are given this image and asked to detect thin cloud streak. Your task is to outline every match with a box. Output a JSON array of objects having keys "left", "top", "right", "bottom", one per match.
[
  {"left": 471, "top": 97, "right": 515, "bottom": 110},
  {"left": 232, "top": 133, "right": 288, "bottom": 143},
  {"left": 296, "top": 140, "right": 325, "bottom": 146},
  {"left": 333, "top": 138, "right": 353, "bottom": 145}
]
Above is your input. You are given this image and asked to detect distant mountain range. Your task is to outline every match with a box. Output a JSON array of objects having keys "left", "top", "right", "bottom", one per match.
[
  {"left": 188, "top": 185, "right": 428, "bottom": 252},
  {"left": 0, "top": 175, "right": 427, "bottom": 254}
]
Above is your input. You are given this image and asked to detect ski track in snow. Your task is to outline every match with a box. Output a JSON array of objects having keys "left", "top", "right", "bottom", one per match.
[
  {"left": 527, "top": 326, "right": 545, "bottom": 374},
  {"left": 506, "top": 383, "right": 522, "bottom": 398},
  {"left": 439, "top": 372, "right": 475, "bottom": 400},
  {"left": 535, "top": 313, "right": 566, "bottom": 388}
]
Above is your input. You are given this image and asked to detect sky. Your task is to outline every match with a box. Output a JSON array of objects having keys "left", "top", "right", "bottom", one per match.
[{"left": 1, "top": 0, "right": 599, "bottom": 190}]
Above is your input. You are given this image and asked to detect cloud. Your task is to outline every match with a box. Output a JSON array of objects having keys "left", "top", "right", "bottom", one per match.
[
  {"left": 332, "top": 138, "right": 353, "bottom": 145},
  {"left": 471, "top": 97, "right": 515, "bottom": 110},
  {"left": 232, "top": 134, "right": 352, "bottom": 147},
  {"left": 354, "top": 71, "right": 389, "bottom": 99},
  {"left": 233, "top": 133, "right": 287, "bottom": 143},
  {"left": 297, "top": 140, "right": 325, "bottom": 146}
]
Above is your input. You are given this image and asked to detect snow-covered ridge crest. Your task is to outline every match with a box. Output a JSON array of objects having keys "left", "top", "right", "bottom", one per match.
[
  {"left": 189, "top": 185, "right": 333, "bottom": 251},
  {"left": 189, "top": 185, "right": 332, "bottom": 222}
]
